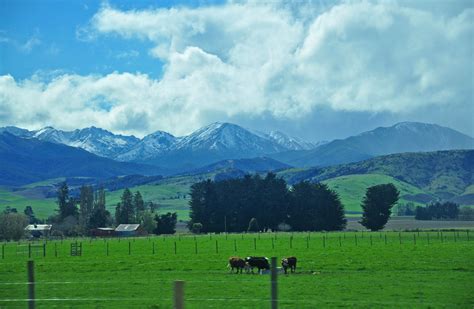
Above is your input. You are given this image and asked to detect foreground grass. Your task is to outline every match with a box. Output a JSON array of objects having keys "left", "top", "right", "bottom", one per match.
[{"left": 1, "top": 231, "right": 473, "bottom": 308}]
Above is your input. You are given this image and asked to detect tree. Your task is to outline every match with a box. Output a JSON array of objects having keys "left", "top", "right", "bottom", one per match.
[
  {"left": 415, "top": 202, "right": 460, "bottom": 221},
  {"left": 79, "top": 185, "right": 94, "bottom": 230},
  {"left": 360, "top": 183, "right": 399, "bottom": 231},
  {"left": 191, "top": 222, "right": 203, "bottom": 234},
  {"left": 154, "top": 212, "right": 177, "bottom": 234},
  {"left": 0, "top": 213, "right": 29, "bottom": 241},
  {"left": 141, "top": 211, "right": 156, "bottom": 234},
  {"left": 115, "top": 188, "right": 135, "bottom": 224},
  {"left": 288, "top": 181, "right": 346, "bottom": 231},
  {"left": 57, "top": 182, "right": 77, "bottom": 219},
  {"left": 133, "top": 191, "right": 145, "bottom": 222},
  {"left": 24, "top": 206, "right": 37, "bottom": 224},
  {"left": 247, "top": 217, "right": 260, "bottom": 232}
]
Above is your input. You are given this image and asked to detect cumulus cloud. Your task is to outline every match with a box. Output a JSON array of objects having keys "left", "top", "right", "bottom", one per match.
[{"left": 1, "top": 1, "right": 473, "bottom": 136}]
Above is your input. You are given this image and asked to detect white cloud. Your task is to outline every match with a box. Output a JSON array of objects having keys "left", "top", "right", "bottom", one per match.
[{"left": 1, "top": 1, "right": 473, "bottom": 136}]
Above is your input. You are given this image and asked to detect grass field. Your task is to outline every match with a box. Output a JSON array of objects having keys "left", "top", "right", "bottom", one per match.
[
  {"left": 322, "top": 174, "right": 428, "bottom": 212},
  {"left": 1, "top": 231, "right": 473, "bottom": 308},
  {"left": 0, "top": 188, "right": 56, "bottom": 219}
]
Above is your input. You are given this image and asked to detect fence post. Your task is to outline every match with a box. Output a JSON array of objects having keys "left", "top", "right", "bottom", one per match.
[
  {"left": 272, "top": 238, "right": 275, "bottom": 250},
  {"left": 27, "top": 260, "right": 35, "bottom": 309},
  {"left": 290, "top": 237, "right": 292, "bottom": 249},
  {"left": 2, "top": 244, "right": 4, "bottom": 259},
  {"left": 271, "top": 257, "right": 278, "bottom": 309},
  {"left": 174, "top": 280, "right": 185, "bottom": 309},
  {"left": 234, "top": 239, "right": 237, "bottom": 252},
  {"left": 195, "top": 242, "right": 198, "bottom": 254},
  {"left": 152, "top": 242, "right": 155, "bottom": 255},
  {"left": 254, "top": 238, "right": 257, "bottom": 250},
  {"left": 355, "top": 234, "right": 358, "bottom": 246},
  {"left": 28, "top": 243, "right": 31, "bottom": 259},
  {"left": 215, "top": 240, "right": 218, "bottom": 254},
  {"left": 43, "top": 243, "right": 46, "bottom": 257}
]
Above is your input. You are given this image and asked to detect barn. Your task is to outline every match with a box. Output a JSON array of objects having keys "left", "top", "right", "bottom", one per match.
[
  {"left": 115, "top": 224, "right": 143, "bottom": 237},
  {"left": 25, "top": 224, "right": 52, "bottom": 238},
  {"left": 91, "top": 227, "right": 115, "bottom": 237}
]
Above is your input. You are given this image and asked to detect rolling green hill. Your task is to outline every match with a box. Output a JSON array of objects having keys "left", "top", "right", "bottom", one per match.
[
  {"left": 1, "top": 150, "right": 472, "bottom": 219},
  {"left": 322, "top": 174, "right": 431, "bottom": 212}
]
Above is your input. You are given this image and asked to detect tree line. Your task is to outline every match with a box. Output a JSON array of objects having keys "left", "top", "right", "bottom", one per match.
[{"left": 189, "top": 173, "right": 347, "bottom": 233}]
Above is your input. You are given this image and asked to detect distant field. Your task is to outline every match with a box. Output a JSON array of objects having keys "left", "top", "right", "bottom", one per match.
[
  {"left": 0, "top": 188, "right": 56, "bottom": 218},
  {"left": 1, "top": 231, "right": 473, "bottom": 308},
  {"left": 323, "top": 174, "right": 428, "bottom": 212},
  {"left": 1, "top": 173, "right": 472, "bottom": 221}
]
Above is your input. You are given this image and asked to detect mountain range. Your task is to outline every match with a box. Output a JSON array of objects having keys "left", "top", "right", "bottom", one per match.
[{"left": 0, "top": 121, "right": 473, "bottom": 185}]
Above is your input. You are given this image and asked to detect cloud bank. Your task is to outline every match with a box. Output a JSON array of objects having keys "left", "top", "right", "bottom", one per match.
[{"left": 1, "top": 1, "right": 472, "bottom": 137}]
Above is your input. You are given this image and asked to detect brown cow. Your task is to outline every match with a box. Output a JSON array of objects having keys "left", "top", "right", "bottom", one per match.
[
  {"left": 281, "top": 256, "right": 297, "bottom": 274},
  {"left": 228, "top": 256, "right": 247, "bottom": 274}
]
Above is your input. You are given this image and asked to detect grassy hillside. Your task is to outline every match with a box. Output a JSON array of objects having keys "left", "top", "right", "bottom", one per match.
[
  {"left": 0, "top": 187, "right": 56, "bottom": 218},
  {"left": 322, "top": 174, "right": 430, "bottom": 212}
]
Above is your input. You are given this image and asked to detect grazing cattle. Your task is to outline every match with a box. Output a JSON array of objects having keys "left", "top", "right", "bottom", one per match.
[
  {"left": 245, "top": 256, "right": 270, "bottom": 273},
  {"left": 281, "top": 256, "right": 297, "bottom": 274},
  {"left": 228, "top": 257, "right": 246, "bottom": 274}
]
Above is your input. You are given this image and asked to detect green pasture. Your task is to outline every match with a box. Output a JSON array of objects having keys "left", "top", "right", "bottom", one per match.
[
  {"left": 1, "top": 231, "right": 473, "bottom": 308},
  {"left": 0, "top": 188, "right": 56, "bottom": 219},
  {"left": 323, "top": 174, "right": 428, "bottom": 212}
]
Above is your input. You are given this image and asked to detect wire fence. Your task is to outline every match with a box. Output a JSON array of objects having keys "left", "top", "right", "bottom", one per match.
[{"left": 1, "top": 230, "right": 473, "bottom": 308}]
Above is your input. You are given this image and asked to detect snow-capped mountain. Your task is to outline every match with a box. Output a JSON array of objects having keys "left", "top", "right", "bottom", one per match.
[
  {"left": 263, "top": 130, "right": 317, "bottom": 150},
  {"left": 2, "top": 126, "right": 140, "bottom": 158},
  {"left": 116, "top": 131, "right": 177, "bottom": 161},
  {"left": 173, "top": 122, "right": 286, "bottom": 153},
  {"left": 270, "top": 122, "right": 474, "bottom": 167}
]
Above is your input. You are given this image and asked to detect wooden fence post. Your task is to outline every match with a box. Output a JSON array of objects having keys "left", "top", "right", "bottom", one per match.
[
  {"left": 271, "top": 257, "right": 278, "bottom": 309},
  {"left": 27, "top": 260, "right": 35, "bottom": 309},
  {"left": 234, "top": 239, "right": 237, "bottom": 252},
  {"left": 128, "top": 241, "right": 131, "bottom": 255},
  {"left": 174, "top": 280, "right": 185, "bottom": 309},
  {"left": 254, "top": 238, "right": 257, "bottom": 250}
]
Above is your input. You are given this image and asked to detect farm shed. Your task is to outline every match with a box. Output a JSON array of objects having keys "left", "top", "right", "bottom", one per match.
[
  {"left": 25, "top": 224, "right": 52, "bottom": 238},
  {"left": 91, "top": 227, "right": 115, "bottom": 237},
  {"left": 115, "top": 224, "right": 144, "bottom": 237}
]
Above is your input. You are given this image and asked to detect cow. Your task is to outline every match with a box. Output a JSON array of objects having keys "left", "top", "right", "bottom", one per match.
[
  {"left": 228, "top": 256, "right": 247, "bottom": 274},
  {"left": 281, "top": 256, "right": 297, "bottom": 274},
  {"left": 245, "top": 256, "right": 270, "bottom": 274}
]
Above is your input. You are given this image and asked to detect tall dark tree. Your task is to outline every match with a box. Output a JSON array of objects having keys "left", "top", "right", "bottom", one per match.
[
  {"left": 360, "top": 183, "right": 399, "bottom": 231},
  {"left": 115, "top": 188, "right": 135, "bottom": 224},
  {"left": 89, "top": 187, "right": 110, "bottom": 228},
  {"left": 133, "top": 191, "right": 145, "bottom": 222},
  {"left": 79, "top": 185, "right": 94, "bottom": 229},
  {"left": 24, "top": 206, "right": 37, "bottom": 224},
  {"left": 57, "top": 182, "right": 77, "bottom": 219},
  {"left": 154, "top": 212, "right": 177, "bottom": 234},
  {"left": 288, "top": 182, "right": 346, "bottom": 231}
]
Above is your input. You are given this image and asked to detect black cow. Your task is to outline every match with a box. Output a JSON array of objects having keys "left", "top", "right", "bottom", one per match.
[
  {"left": 228, "top": 256, "right": 247, "bottom": 274},
  {"left": 281, "top": 256, "right": 297, "bottom": 274},
  {"left": 245, "top": 256, "right": 270, "bottom": 273}
]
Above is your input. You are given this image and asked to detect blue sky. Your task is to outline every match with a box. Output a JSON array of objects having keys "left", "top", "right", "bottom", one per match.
[{"left": 0, "top": 0, "right": 473, "bottom": 140}]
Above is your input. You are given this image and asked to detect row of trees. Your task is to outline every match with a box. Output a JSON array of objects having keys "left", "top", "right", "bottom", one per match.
[
  {"left": 189, "top": 173, "right": 347, "bottom": 233},
  {"left": 415, "top": 202, "right": 460, "bottom": 220}
]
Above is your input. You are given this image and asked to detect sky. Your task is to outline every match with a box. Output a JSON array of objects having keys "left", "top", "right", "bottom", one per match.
[{"left": 0, "top": 0, "right": 473, "bottom": 141}]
